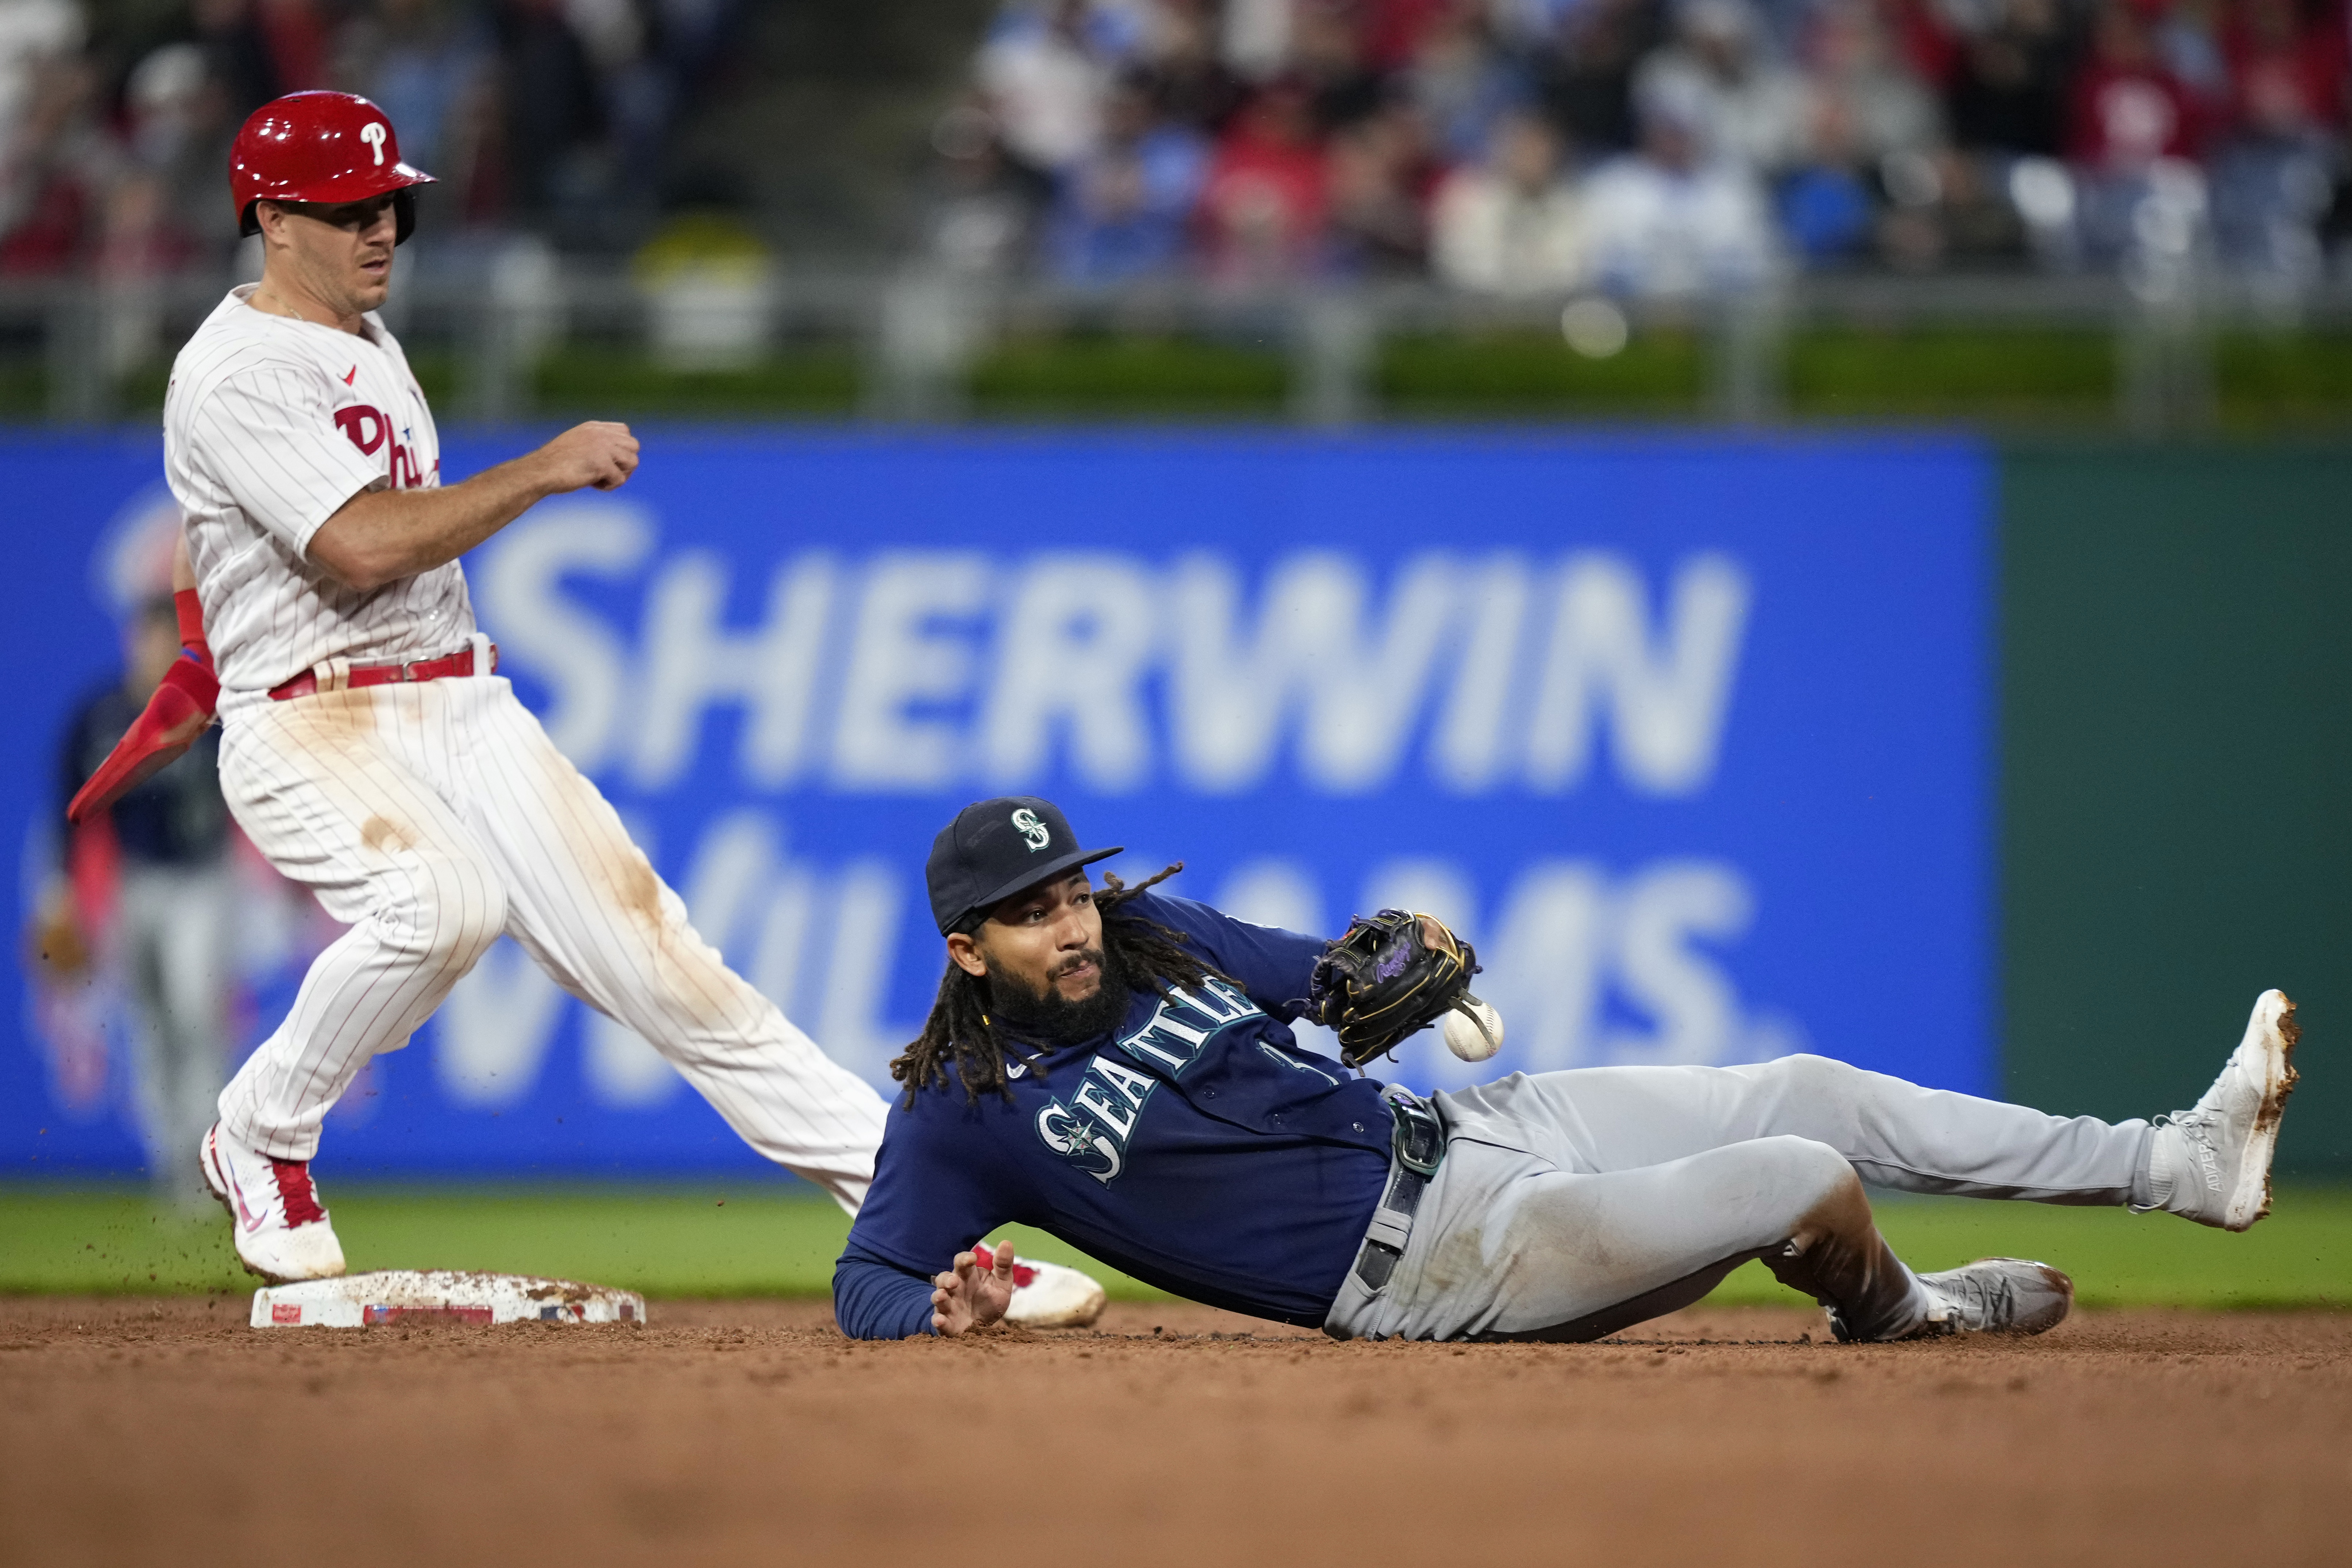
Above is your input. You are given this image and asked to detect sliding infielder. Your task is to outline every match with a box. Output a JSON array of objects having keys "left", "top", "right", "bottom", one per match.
[
  {"left": 835, "top": 795, "right": 2298, "bottom": 1342},
  {"left": 78, "top": 90, "right": 1101, "bottom": 1324}
]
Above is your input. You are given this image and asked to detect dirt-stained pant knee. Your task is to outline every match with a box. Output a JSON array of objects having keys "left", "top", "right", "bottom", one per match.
[
  {"left": 1748, "top": 1137, "right": 1922, "bottom": 1342},
  {"left": 212, "top": 677, "right": 888, "bottom": 1201},
  {"left": 1326, "top": 1129, "right": 1928, "bottom": 1343}
]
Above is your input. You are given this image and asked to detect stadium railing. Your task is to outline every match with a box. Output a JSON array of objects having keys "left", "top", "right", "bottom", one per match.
[{"left": 6, "top": 267, "right": 2352, "bottom": 431}]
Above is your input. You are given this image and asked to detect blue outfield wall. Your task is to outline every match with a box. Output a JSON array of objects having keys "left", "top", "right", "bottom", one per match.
[{"left": 1, "top": 430, "right": 1992, "bottom": 1176}]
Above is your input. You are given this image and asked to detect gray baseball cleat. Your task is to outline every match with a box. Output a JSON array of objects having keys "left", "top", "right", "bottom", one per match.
[
  {"left": 1827, "top": 1258, "right": 2075, "bottom": 1341},
  {"left": 1904, "top": 1258, "right": 2075, "bottom": 1338},
  {"left": 2137, "top": 989, "right": 2300, "bottom": 1232}
]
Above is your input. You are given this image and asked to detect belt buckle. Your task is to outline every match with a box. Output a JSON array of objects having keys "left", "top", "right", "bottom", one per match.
[{"left": 1391, "top": 1095, "right": 1444, "bottom": 1178}]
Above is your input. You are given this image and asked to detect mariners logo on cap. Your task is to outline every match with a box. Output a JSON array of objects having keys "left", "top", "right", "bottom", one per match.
[{"left": 926, "top": 796, "right": 1121, "bottom": 936}]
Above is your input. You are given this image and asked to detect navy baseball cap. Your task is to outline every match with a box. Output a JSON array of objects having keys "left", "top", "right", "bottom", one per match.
[{"left": 926, "top": 796, "right": 1122, "bottom": 936}]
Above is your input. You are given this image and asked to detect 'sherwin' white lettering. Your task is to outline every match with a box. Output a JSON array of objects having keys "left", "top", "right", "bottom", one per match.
[{"left": 477, "top": 534, "right": 1753, "bottom": 803}]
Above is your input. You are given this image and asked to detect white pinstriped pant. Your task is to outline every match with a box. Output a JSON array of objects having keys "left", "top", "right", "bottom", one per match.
[{"left": 211, "top": 660, "right": 887, "bottom": 1210}]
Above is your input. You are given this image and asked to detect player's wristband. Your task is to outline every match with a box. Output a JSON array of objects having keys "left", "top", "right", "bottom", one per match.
[
  {"left": 65, "top": 658, "right": 220, "bottom": 824},
  {"left": 174, "top": 587, "right": 212, "bottom": 672}
]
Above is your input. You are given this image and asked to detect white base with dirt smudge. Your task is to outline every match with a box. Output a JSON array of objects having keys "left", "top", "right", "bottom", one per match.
[{"left": 250, "top": 1270, "right": 646, "bottom": 1328}]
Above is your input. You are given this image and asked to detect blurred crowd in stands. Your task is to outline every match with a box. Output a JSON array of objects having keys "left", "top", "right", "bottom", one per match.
[
  {"left": 3, "top": 0, "right": 2347, "bottom": 307},
  {"left": 0, "top": 0, "right": 733, "bottom": 283},
  {"left": 925, "top": 0, "right": 2352, "bottom": 292}
]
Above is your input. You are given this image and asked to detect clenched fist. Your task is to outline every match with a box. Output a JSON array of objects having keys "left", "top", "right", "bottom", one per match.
[{"left": 535, "top": 421, "right": 639, "bottom": 493}]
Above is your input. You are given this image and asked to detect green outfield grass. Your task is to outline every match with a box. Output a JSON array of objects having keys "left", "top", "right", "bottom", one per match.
[
  {"left": 21, "top": 326, "right": 2352, "bottom": 426},
  {"left": 3, "top": 1182, "right": 2346, "bottom": 1310}
]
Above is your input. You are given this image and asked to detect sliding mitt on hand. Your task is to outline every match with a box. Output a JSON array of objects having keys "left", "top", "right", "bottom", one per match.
[{"left": 66, "top": 658, "right": 219, "bottom": 826}]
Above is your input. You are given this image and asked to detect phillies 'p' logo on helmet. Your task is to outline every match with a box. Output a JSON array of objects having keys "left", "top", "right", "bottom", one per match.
[{"left": 230, "top": 91, "right": 438, "bottom": 245}]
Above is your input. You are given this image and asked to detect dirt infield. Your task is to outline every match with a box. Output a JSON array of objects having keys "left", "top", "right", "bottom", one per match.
[{"left": 4, "top": 1297, "right": 2347, "bottom": 1567}]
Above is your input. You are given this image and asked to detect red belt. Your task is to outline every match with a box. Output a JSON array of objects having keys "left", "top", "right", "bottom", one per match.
[{"left": 269, "top": 644, "right": 499, "bottom": 702}]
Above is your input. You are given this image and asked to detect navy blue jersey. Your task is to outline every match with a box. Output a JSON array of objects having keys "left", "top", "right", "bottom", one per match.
[
  {"left": 59, "top": 681, "right": 228, "bottom": 867},
  {"left": 833, "top": 890, "right": 1392, "bottom": 1339}
]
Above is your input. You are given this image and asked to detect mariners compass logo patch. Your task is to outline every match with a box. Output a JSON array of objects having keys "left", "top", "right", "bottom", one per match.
[{"left": 1012, "top": 808, "right": 1051, "bottom": 851}]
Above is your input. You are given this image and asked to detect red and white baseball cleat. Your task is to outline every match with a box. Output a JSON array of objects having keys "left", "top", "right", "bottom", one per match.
[
  {"left": 974, "top": 1240, "right": 1108, "bottom": 1329},
  {"left": 200, "top": 1123, "right": 347, "bottom": 1284}
]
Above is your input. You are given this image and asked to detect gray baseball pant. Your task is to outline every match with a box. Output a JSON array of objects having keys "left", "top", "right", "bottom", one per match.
[
  {"left": 117, "top": 860, "right": 235, "bottom": 1211},
  {"left": 1324, "top": 1055, "right": 2156, "bottom": 1343}
]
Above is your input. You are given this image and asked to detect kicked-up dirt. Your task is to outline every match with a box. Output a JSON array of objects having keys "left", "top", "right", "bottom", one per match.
[{"left": 3, "top": 1297, "right": 2347, "bottom": 1567}]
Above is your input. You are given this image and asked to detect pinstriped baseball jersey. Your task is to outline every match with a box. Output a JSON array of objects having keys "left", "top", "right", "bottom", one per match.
[
  {"left": 183, "top": 281, "right": 895, "bottom": 1215},
  {"left": 164, "top": 285, "right": 475, "bottom": 695}
]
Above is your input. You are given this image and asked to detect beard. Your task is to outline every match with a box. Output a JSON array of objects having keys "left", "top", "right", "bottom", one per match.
[{"left": 985, "top": 942, "right": 1132, "bottom": 1047}]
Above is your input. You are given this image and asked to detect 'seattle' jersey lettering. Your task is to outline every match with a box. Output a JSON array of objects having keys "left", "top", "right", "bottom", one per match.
[
  {"left": 1035, "top": 978, "right": 1277, "bottom": 1185},
  {"left": 834, "top": 891, "right": 1395, "bottom": 1337},
  {"left": 165, "top": 286, "right": 475, "bottom": 694}
]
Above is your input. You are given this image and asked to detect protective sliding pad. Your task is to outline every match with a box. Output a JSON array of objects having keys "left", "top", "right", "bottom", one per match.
[{"left": 249, "top": 1270, "right": 646, "bottom": 1328}]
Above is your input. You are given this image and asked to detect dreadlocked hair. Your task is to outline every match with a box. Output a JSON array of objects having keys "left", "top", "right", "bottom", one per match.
[{"left": 889, "top": 862, "right": 1228, "bottom": 1106}]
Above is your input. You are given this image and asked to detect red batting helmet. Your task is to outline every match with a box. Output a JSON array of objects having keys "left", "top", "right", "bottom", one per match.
[{"left": 230, "top": 91, "right": 437, "bottom": 244}]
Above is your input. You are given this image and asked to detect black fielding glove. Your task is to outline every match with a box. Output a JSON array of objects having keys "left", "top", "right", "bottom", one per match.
[{"left": 1307, "top": 909, "right": 1482, "bottom": 1070}]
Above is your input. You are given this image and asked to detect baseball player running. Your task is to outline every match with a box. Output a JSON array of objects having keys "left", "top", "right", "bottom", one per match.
[
  {"left": 72, "top": 90, "right": 1104, "bottom": 1324},
  {"left": 832, "top": 795, "right": 2300, "bottom": 1342},
  {"left": 48, "top": 588, "right": 235, "bottom": 1211}
]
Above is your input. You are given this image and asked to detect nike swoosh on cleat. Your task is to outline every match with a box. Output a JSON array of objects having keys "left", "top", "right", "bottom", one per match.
[{"left": 219, "top": 1153, "right": 267, "bottom": 1233}]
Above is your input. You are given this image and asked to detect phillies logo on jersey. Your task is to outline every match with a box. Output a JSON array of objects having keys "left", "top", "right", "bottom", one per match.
[{"left": 335, "top": 403, "right": 426, "bottom": 488}]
